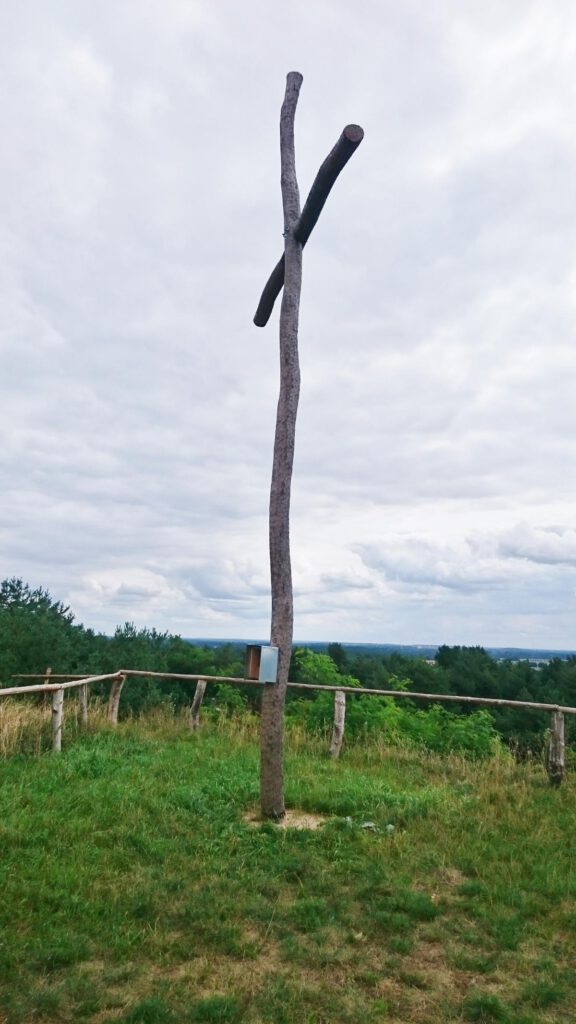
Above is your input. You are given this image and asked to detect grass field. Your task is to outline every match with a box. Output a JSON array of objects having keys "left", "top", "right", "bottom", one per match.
[{"left": 0, "top": 704, "right": 574, "bottom": 1023}]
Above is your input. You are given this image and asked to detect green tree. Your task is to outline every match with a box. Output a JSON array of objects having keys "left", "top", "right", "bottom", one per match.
[
  {"left": 0, "top": 578, "right": 83, "bottom": 681},
  {"left": 327, "top": 642, "right": 348, "bottom": 672}
]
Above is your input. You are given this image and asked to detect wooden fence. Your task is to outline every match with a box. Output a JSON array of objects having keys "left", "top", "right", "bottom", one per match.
[{"left": 2, "top": 668, "right": 572, "bottom": 785}]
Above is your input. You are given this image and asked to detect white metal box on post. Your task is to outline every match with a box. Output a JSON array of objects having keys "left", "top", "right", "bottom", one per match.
[{"left": 245, "top": 645, "right": 279, "bottom": 684}]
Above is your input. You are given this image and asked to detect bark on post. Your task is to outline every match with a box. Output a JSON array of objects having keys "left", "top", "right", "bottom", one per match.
[
  {"left": 189, "top": 679, "right": 207, "bottom": 730},
  {"left": 260, "top": 71, "right": 303, "bottom": 819},
  {"left": 548, "top": 710, "right": 565, "bottom": 785},
  {"left": 329, "top": 690, "right": 346, "bottom": 758},
  {"left": 254, "top": 125, "right": 364, "bottom": 327},
  {"left": 107, "top": 673, "right": 126, "bottom": 726},
  {"left": 52, "top": 687, "right": 64, "bottom": 752},
  {"left": 79, "top": 682, "right": 89, "bottom": 726},
  {"left": 256, "top": 73, "right": 364, "bottom": 819}
]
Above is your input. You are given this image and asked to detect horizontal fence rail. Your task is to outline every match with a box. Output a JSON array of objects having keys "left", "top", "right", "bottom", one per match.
[
  {"left": 2, "top": 672, "right": 122, "bottom": 697},
  {"left": 8, "top": 668, "right": 576, "bottom": 715}
]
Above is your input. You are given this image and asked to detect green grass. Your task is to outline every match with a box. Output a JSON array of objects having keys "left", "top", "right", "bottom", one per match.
[{"left": 0, "top": 709, "right": 574, "bottom": 1023}]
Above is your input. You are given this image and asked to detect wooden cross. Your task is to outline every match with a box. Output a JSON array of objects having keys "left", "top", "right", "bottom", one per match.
[{"left": 254, "top": 72, "right": 364, "bottom": 819}]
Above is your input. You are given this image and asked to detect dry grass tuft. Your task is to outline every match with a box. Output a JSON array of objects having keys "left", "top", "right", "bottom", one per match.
[
  {"left": 0, "top": 694, "right": 110, "bottom": 757},
  {"left": 0, "top": 698, "right": 49, "bottom": 757}
]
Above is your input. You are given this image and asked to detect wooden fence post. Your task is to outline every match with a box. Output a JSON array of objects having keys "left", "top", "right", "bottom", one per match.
[
  {"left": 52, "top": 687, "right": 64, "bottom": 752},
  {"left": 188, "top": 679, "right": 207, "bottom": 731},
  {"left": 107, "top": 674, "right": 126, "bottom": 726},
  {"left": 548, "top": 711, "right": 565, "bottom": 785},
  {"left": 329, "top": 690, "right": 346, "bottom": 758},
  {"left": 79, "top": 683, "right": 89, "bottom": 726},
  {"left": 43, "top": 666, "right": 52, "bottom": 709}
]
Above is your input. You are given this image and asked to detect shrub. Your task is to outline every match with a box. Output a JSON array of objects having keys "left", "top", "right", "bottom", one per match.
[{"left": 286, "top": 693, "right": 500, "bottom": 759}]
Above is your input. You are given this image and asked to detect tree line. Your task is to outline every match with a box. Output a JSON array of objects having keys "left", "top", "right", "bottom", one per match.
[{"left": 1, "top": 578, "right": 574, "bottom": 753}]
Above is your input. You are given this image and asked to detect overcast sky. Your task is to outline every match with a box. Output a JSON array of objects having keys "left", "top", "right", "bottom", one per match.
[{"left": 1, "top": 1, "right": 575, "bottom": 648}]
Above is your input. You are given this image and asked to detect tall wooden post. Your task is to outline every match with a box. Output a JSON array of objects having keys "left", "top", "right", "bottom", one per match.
[
  {"left": 255, "top": 72, "right": 364, "bottom": 818},
  {"left": 259, "top": 71, "right": 303, "bottom": 819}
]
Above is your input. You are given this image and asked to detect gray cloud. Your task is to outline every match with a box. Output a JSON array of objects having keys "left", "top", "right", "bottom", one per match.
[{"left": 498, "top": 525, "right": 576, "bottom": 567}]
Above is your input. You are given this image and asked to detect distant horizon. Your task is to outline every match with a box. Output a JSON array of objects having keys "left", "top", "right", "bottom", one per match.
[{"left": 185, "top": 637, "right": 576, "bottom": 658}]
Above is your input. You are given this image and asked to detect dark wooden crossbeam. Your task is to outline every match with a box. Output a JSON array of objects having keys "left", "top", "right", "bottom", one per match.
[{"left": 254, "top": 123, "right": 364, "bottom": 327}]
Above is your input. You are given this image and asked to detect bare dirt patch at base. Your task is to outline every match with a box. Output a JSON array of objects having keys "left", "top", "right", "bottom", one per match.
[{"left": 243, "top": 808, "right": 328, "bottom": 830}]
